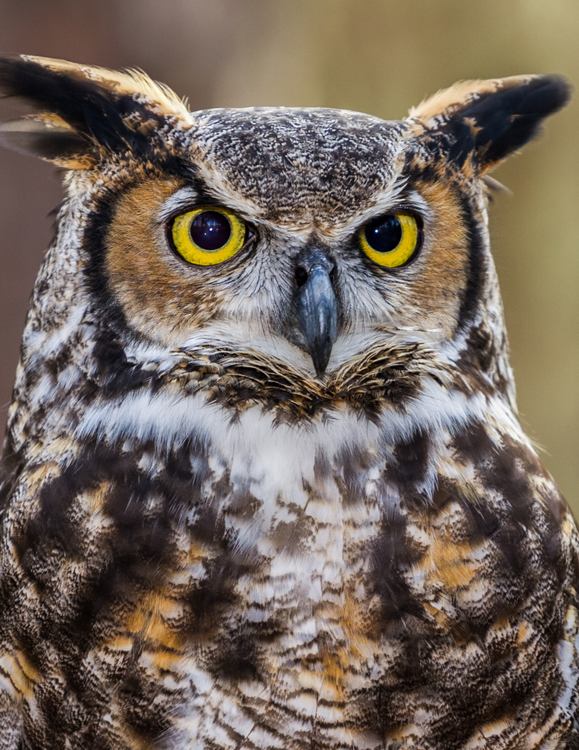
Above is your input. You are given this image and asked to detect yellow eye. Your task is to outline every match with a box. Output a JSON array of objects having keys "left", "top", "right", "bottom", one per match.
[
  {"left": 171, "top": 206, "right": 247, "bottom": 266},
  {"left": 359, "top": 213, "right": 421, "bottom": 268}
]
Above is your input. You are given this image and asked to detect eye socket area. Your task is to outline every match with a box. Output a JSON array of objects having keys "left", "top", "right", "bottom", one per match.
[
  {"left": 359, "top": 212, "right": 422, "bottom": 268},
  {"left": 170, "top": 206, "right": 248, "bottom": 266}
]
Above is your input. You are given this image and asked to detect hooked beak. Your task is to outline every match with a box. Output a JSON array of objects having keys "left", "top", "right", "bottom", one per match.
[{"left": 293, "top": 249, "right": 338, "bottom": 378}]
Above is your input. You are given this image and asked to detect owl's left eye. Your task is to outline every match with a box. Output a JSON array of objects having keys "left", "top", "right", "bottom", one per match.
[
  {"left": 170, "top": 206, "right": 247, "bottom": 266},
  {"left": 359, "top": 212, "right": 422, "bottom": 268}
]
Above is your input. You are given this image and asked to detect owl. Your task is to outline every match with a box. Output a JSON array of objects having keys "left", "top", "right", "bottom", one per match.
[{"left": 0, "top": 54, "right": 577, "bottom": 750}]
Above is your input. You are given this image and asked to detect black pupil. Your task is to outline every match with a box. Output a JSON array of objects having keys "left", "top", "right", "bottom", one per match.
[
  {"left": 364, "top": 215, "right": 402, "bottom": 253},
  {"left": 190, "top": 211, "right": 231, "bottom": 251}
]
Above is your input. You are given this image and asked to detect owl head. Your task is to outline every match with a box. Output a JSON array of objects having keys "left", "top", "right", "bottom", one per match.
[{"left": 0, "top": 56, "right": 571, "bottom": 424}]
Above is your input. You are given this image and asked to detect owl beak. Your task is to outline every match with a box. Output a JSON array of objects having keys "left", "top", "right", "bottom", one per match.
[{"left": 294, "top": 250, "right": 338, "bottom": 378}]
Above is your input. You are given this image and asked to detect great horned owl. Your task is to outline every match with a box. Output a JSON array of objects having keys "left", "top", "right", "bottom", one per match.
[{"left": 0, "top": 55, "right": 576, "bottom": 750}]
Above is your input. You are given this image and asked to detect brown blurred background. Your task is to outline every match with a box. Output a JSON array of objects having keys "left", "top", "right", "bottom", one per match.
[{"left": 0, "top": 0, "right": 577, "bottom": 508}]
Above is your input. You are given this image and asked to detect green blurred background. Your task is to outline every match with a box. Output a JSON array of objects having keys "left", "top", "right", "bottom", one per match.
[{"left": 0, "top": 0, "right": 577, "bottom": 508}]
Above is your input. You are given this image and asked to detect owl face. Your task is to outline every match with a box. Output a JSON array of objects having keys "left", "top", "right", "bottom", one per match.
[
  {"left": 0, "top": 56, "right": 570, "bottom": 389},
  {"left": 100, "top": 108, "right": 472, "bottom": 377}
]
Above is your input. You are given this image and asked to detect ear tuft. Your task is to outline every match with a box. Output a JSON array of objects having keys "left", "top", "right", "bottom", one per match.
[
  {"left": 408, "top": 74, "right": 572, "bottom": 172},
  {"left": 0, "top": 54, "right": 193, "bottom": 168}
]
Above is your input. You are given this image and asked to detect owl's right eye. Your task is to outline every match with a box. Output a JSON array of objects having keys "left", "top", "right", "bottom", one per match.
[{"left": 170, "top": 206, "right": 247, "bottom": 266}]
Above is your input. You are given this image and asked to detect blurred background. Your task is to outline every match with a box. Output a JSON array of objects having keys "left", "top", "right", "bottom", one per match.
[{"left": 0, "top": 0, "right": 577, "bottom": 508}]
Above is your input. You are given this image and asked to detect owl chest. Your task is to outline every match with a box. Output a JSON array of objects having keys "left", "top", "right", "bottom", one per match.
[
  {"left": 141, "top": 410, "right": 386, "bottom": 746},
  {"left": 13, "top": 393, "right": 578, "bottom": 747}
]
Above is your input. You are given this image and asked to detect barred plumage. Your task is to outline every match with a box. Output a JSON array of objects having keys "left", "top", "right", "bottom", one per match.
[{"left": 0, "top": 56, "right": 577, "bottom": 749}]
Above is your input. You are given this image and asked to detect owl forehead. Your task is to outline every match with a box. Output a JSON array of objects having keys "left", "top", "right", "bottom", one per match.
[{"left": 185, "top": 107, "right": 408, "bottom": 225}]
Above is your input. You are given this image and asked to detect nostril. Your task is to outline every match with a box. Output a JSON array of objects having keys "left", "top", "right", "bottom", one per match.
[{"left": 295, "top": 266, "right": 309, "bottom": 287}]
